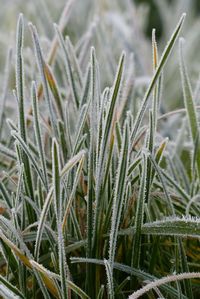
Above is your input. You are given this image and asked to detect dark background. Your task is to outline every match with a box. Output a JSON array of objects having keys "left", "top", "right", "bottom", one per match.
[{"left": 134, "top": 0, "right": 200, "bottom": 39}]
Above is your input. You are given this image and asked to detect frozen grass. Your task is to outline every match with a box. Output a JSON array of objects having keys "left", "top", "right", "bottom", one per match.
[{"left": 0, "top": 1, "right": 199, "bottom": 298}]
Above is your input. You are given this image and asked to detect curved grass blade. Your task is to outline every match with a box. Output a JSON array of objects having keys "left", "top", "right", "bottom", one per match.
[
  {"left": 119, "top": 216, "right": 200, "bottom": 238},
  {"left": 71, "top": 257, "right": 187, "bottom": 299},
  {"left": 11, "top": 131, "right": 46, "bottom": 189},
  {"left": 0, "top": 229, "right": 32, "bottom": 268},
  {"left": 31, "top": 260, "right": 89, "bottom": 299},
  {"left": 129, "top": 272, "right": 200, "bottom": 299},
  {"left": 96, "top": 285, "right": 105, "bottom": 299},
  {"left": 30, "top": 260, "right": 60, "bottom": 298},
  {"left": 0, "top": 225, "right": 54, "bottom": 298},
  {"left": 61, "top": 150, "right": 86, "bottom": 177}
]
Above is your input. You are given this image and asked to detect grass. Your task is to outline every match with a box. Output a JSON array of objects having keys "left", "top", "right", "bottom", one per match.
[{"left": 0, "top": 1, "right": 199, "bottom": 298}]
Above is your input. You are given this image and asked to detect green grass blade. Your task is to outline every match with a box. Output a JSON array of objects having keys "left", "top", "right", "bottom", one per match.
[
  {"left": 71, "top": 258, "right": 187, "bottom": 299},
  {"left": 129, "top": 272, "right": 200, "bottom": 299},
  {"left": 29, "top": 23, "right": 57, "bottom": 135},
  {"left": 85, "top": 48, "right": 96, "bottom": 297},
  {"left": 131, "top": 153, "right": 147, "bottom": 269},
  {"left": 67, "top": 281, "right": 90, "bottom": 299},
  {"left": 0, "top": 181, "right": 12, "bottom": 209},
  {"left": 65, "top": 36, "right": 83, "bottom": 88},
  {"left": 178, "top": 239, "right": 193, "bottom": 299},
  {"left": 52, "top": 139, "right": 68, "bottom": 299},
  {"left": 62, "top": 155, "right": 85, "bottom": 230},
  {"left": 0, "top": 275, "right": 25, "bottom": 299},
  {"left": 34, "top": 187, "right": 53, "bottom": 261},
  {"left": 104, "top": 259, "right": 114, "bottom": 299},
  {"left": 11, "top": 131, "right": 46, "bottom": 189},
  {"left": 109, "top": 121, "right": 129, "bottom": 268},
  {"left": 16, "top": 14, "right": 34, "bottom": 221},
  {"left": 31, "top": 81, "right": 49, "bottom": 190},
  {"left": 130, "top": 13, "right": 186, "bottom": 142},
  {"left": 44, "top": 63, "right": 64, "bottom": 120},
  {"left": 0, "top": 143, "right": 17, "bottom": 160},
  {"left": 55, "top": 25, "right": 81, "bottom": 108},
  {"left": 93, "top": 52, "right": 125, "bottom": 255},
  {"left": 16, "top": 14, "right": 26, "bottom": 144},
  {"left": 119, "top": 216, "right": 200, "bottom": 238},
  {"left": 0, "top": 48, "right": 12, "bottom": 138}
]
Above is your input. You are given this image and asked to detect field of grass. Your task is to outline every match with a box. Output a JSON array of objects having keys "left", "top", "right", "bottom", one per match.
[{"left": 0, "top": 0, "right": 199, "bottom": 298}]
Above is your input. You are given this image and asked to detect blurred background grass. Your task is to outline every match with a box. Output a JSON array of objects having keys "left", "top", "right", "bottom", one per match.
[{"left": 1, "top": 0, "right": 200, "bottom": 119}]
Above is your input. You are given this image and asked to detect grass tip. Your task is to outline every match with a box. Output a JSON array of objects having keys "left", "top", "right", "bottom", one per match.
[
  {"left": 179, "top": 37, "right": 185, "bottom": 44},
  {"left": 54, "top": 23, "right": 59, "bottom": 30},
  {"left": 18, "top": 13, "right": 24, "bottom": 20},
  {"left": 11, "top": 129, "right": 17, "bottom": 136},
  {"left": 28, "top": 22, "right": 33, "bottom": 28}
]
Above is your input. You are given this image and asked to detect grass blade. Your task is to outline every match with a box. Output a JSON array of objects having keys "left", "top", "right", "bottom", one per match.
[
  {"left": 131, "top": 153, "right": 147, "bottom": 269},
  {"left": 109, "top": 121, "right": 130, "bottom": 268},
  {"left": 55, "top": 25, "right": 81, "bottom": 108},
  {"left": 31, "top": 81, "right": 49, "bottom": 190},
  {"left": 16, "top": 14, "right": 35, "bottom": 221},
  {"left": 130, "top": 13, "right": 186, "bottom": 142},
  {"left": 29, "top": 23, "right": 57, "bottom": 135},
  {"left": 104, "top": 259, "right": 114, "bottom": 299},
  {"left": 52, "top": 139, "right": 68, "bottom": 299},
  {"left": 119, "top": 216, "right": 200, "bottom": 238},
  {"left": 0, "top": 275, "right": 24, "bottom": 299},
  {"left": 179, "top": 38, "right": 200, "bottom": 180},
  {"left": 12, "top": 131, "right": 46, "bottom": 189},
  {"left": 129, "top": 272, "right": 200, "bottom": 299}
]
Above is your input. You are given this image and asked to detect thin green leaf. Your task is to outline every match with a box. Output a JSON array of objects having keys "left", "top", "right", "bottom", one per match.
[
  {"left": 130, "top": 13, "right": 186, "bottom": 142},
  {"left": 52, "top": 139, "right": 68, "bottom": 299},
  {"left": 131, "top": 153, "right": 147, "bottom": 269},
  {"left": 119, "top": 216, "right": 200, "bottom": 238},
  {"left": 11, "top": 131, "right": 46, "bottom": 189},
  {"left": 29, "top": 23, "right": 57, "bottom": 135},
  {"left": 31, "top": 81, "right": 49, "bottom": 190},
  {"left": 129, "top": 272, "right": 200, "bottom": 299}
]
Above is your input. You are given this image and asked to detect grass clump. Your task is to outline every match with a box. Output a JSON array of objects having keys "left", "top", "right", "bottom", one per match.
[{"left": 0, "top": 1, "right": 199, "bottom": 299}]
